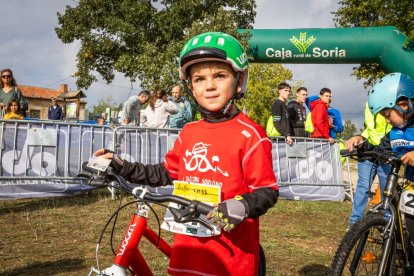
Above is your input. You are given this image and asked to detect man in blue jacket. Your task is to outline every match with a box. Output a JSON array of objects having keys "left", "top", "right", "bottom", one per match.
[
  {"left": 169, "top": 85, "right": 192, "bottom": 128},
  {"left": 328, "top": 107, "right": 344, "bottom": 139},
  {"left": 48, "top": 98, "right": 64, "bottom": 120}
]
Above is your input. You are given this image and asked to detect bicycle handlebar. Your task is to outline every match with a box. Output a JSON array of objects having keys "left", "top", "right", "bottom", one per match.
[
  {"left": 81, "top": 162, "right": 213, "bottom": 216},
  {"left": 340, "top": 149, "right": 401, "bottom": 164}
]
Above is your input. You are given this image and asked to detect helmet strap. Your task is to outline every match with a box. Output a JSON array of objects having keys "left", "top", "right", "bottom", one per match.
[{"left": 394, "top": 99, "right": 413, "bottom": 116}]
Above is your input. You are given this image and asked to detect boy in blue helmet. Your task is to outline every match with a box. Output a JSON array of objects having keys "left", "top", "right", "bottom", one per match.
[{"left": 346, "top": 72, "right": 414, "bottom": 239}]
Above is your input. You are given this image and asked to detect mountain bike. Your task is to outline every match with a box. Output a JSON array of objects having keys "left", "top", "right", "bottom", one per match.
[
  {"left": 331, "top": 150, "right": 414, "bottom": 275},
  {"left": 80, "top": 162, "right": 266, "bottom": 276}
]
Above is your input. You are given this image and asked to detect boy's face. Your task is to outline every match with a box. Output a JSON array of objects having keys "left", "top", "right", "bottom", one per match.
[
  {"left": 296, "top": 90, "right": 308, "bottom": 104},
  {"left": 279, "top": 87, "right": 290, "bottom": 101},
  {"left": 320, "top": 92, "right": 332, "bottom": 105},
  {"left": 380, "top": 100, "right": 409, "bottom": 128},
  {"left": 189, "top": 61, "right": 241, "bottom": 112}
]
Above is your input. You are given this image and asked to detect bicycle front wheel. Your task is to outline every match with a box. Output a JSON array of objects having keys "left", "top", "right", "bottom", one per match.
[{"left": 331, "top": 214, "right": 396, "bottom": 276}]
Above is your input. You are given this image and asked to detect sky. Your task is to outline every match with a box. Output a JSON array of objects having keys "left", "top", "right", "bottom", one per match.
[{"left": 1, "top": 0, "right": 367, "bottom": 128}]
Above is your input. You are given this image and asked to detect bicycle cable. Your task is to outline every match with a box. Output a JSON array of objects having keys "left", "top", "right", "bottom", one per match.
[{"left": 93, "top": 184, "right": 167, "bottom": 269}]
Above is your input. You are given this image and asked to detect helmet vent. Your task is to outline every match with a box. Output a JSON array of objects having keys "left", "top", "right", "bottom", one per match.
[
  {"left": 218, "top": 37, "right": 224, "bottom": 46},
  {"left": 204, "top": 35, "right": 212, "bottom": 43},
  {"left": 192, "top": 38, "right": 199, "bottom": 46}
]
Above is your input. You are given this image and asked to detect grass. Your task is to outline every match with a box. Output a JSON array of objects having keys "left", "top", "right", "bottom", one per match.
[{"left": 0, "top": 190, "right": 353, "bottom": 275}]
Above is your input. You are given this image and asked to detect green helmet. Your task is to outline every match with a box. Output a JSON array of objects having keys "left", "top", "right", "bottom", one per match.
[{"left": 179, "top": 32, "right": 249, "bottom": 97}]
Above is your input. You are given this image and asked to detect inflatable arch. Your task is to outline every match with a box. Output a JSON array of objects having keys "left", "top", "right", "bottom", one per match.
[{"left": 239, "top": 26, "right": 414, "bottom": 78}]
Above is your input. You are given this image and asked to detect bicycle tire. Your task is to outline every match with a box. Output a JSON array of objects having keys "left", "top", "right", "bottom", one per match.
[
  {"left": 331, "top": 214, "right": 397, "bottom": 276},
  {"left": 258, "top": 244, "right": 266, "bottom": 276}
]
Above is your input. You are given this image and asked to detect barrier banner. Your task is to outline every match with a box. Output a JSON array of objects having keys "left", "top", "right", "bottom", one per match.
[
  {"left": 0, "top": 122, "right": 113, "bottom": 199},
  {"left": 273, "top": 141, "right": 345, "bottom": 201},
  {"left": 0, "top": 122, "right": 346, "bottom": 201}
]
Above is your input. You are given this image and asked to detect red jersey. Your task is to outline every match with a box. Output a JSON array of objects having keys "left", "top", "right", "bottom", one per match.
[{"left": 164, "top": 112, "right": 277, "bottom": 276}]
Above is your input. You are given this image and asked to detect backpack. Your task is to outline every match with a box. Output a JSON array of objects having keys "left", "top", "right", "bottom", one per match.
[
  {"left": 266, "top": 115, "right": 281, "bottom": 137},
  {"left": 305, "top": 112, "right": 314, "bottom": 134}
]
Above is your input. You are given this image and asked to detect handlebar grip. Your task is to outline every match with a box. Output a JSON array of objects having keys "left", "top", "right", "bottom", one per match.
[
  {"left": 82, "top": 161, "right": 100, "bottom": 175},
  {"left": 196, "top": 202, "right": 214, "bottom": 216},
  {"left": 340, "top": 149, "right": 358, "bottom": 157}
]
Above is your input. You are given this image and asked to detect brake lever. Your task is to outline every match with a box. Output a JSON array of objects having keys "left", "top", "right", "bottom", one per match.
[
  {"left": 168, "top": 205, "right": 214, "bottom": 232},
  {"left": 180, "top": 216, "right": 214, "bottom": 233}
]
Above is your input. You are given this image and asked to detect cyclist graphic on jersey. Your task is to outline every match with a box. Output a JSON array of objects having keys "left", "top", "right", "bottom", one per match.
[{"left": 183, "top": 142, "right": 229, "bottom": 177}]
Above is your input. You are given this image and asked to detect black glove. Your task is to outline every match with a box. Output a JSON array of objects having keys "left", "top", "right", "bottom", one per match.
[{"left": 207, "top": 196, "right": 248, "bottom": 232}]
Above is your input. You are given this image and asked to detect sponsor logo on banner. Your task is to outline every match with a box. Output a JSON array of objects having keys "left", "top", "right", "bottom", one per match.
[{"left": 265, "top": 32, "right": 347, "bottom": 60}]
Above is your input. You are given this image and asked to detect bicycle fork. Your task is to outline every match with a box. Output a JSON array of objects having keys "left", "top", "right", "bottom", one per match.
[{"left": 90, "top": 204, "right": 155, "bottom": 276}]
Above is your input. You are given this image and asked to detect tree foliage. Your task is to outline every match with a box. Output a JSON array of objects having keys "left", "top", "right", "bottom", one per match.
[
  {"left": 55, "top": 0, "right": 256, "bottom": 91},
  {"left": 90, "top": 95, "right": 122, "bottom": 116},
  {"left": 238, "top": 64, "right": 294, "bottom": 127},
  {"left": 340, "top": 119, "right": 358, "bottom": 140},
  {"left": 333, "top": 0, "right": 414, "bottom": 87}
]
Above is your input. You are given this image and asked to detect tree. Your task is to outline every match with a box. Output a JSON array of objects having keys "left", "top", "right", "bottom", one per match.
[
  {"left": 90, "top": 96, "right": 122, "bottom": 117},
  {"left": 340, "top": 119, "right": 358, "bottom": 140},
  {"left": 55, "top": 0, "right": 256, "bottom": 91},
  {"left": 332, "top": 0, "right": 414, "bottom": 87},
  {"left": 238, "top": 63, "right": 295, "bottom": 128}
]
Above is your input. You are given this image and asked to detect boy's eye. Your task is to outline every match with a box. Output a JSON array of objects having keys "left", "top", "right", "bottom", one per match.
[
  {"left": 192, "top": 77, "right": 203, "bottom": 83},
  {"left": 215, "top": 73, "right": 227, "bottom": 79}
]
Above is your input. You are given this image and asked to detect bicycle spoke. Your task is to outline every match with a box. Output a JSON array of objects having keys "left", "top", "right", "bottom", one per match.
[{"left": 344, "top": 226, "right": 384, "bottom": 275}]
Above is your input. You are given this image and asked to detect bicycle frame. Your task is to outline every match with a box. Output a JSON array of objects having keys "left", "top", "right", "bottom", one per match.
[{"left": 94, "top": 202, "right": 172, "bottom": 276}]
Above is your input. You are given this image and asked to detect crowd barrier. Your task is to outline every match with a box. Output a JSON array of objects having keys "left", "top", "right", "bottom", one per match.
[{"left": 0, "top": 119, "right": 352, "bottom": 201}]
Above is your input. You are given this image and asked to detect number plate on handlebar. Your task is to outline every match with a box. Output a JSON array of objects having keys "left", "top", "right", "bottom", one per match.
[
  {"left": 400, "top": 184, "right": 414, "bottom": 215},
  {"left": 161, "top": 181, "right": 222, "bottom": 237},
  {"left": 87, "top": 156, "right": 111, "bottom": 172}
]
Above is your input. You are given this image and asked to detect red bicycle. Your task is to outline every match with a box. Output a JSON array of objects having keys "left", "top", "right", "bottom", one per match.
[{"left": 80, "top": 163, "right": 266, "bottom": 276}]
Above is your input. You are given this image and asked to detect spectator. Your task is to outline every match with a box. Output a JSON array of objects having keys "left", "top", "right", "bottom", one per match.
[
  {"left": 141, "top": 89, "right": 178, "bottom": 128},
  {"left": 3, "top": 99, "right": 23, "bottom": 120},
  {"left": 328, "top": 107, "right": 344, "bottom": 139},
  {"left": 96, "top": 116, "right": 106, "bottom": 125},
  {"left": 271, "top": 82, "right": 293, "bottom": 144},
  {"left": 120, "top": 90, "right": 150, "bottom": 125},
  {"left": 347, "top": 102, "right": 392, "bottom": 225},
  {"left": 287, "top": 87, "right": 307, "bottom": 137},
  {"left": 309, "top": 88, "right": 335, "bottom": 143},
  {"left": 169, "top": 85, "right": 192, "bottom": 128},
  {"left": 0, "top": 69, "right": 26, "bottom": 117},
  {"left": 48, "top": 98, "right": 64, "bottom": 120}
]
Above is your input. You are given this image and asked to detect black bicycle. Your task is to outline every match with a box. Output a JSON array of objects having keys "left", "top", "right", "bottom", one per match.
[{"left": 331, "top": 150, "right": 414, "bottom": 275}]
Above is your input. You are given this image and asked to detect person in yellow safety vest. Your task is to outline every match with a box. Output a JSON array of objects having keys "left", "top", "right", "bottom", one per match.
[{"left": 348, "top": 102, "right": 392, "bottom": 225}]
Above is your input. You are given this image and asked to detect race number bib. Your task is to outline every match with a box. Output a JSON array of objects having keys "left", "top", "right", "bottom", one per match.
[
  {"left": 399, "top": 185, "right": 414, "bottom": 215},
  {"left": 161, "top": 181, "right": 221, "bottom": 237}
]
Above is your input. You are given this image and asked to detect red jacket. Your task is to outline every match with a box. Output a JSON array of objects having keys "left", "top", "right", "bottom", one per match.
[{"left": 310, "top": 99, "right": 331, "bottom": 139}]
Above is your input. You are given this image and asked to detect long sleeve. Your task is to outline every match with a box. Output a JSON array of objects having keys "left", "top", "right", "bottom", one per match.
[
  {"left": 332, "top": 111, "right": 344, "bottom": 133},
  {"left": 120, "top": 160, "right": 173, "bottom": 187},
  {"left": 59, "top": 106, "right": 64, "bottom": 119},
  {"left": 312, "top": 104, "right": 330, "bottom": 139},
  {"left": 165, "top": 100, "right": 179, "bottom": 114},
  {"left": 242, "top": 188, "right": 279, "bottom": 218},
  {"left": 183, "top": 101, "right": 193, "bottom": 122},
  {"left": 272, "top": 100, "right": 289, "bottom": 137}
]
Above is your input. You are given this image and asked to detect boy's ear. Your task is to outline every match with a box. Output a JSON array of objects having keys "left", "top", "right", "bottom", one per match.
[
  {"left": 398, "top": 100, "right": 409, "bottom": 111},
  {"left": 235, "top": 72, "right": 244, "bottom": 94}
]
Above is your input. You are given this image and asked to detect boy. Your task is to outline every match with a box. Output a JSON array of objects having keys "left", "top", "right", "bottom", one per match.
[
  {"left": 310, "top": 88, "right": 335, "bottom": 143},
  {"left": 95, "top": 32, "right": 278, "bottom": 276},
  {"left": 346, "top": 73, "right": 414, "bottom": 238},
  {"left": 271, "top": 82, "right": 293, "bottom": 144},
  {"left": 287, "top": 86, "right": 307, "bottom": 137}
]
